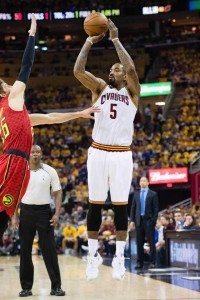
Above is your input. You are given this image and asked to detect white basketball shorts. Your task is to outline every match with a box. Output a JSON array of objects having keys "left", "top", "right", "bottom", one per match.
[{"left": 87, "top": 147, "right": 133, "bottom": 204}]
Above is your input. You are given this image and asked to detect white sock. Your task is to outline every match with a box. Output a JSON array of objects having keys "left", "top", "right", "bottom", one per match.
[
  {"left": 115, "top": 241, "right": 126, "bottom": 257},
  {"left": 88, "top": 238, "right": 98, "bottom": 256}
]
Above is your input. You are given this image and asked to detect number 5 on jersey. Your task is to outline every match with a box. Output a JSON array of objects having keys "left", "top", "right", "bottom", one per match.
[{"left": 110, "top": 104, "right": 117, "bottom": 119}]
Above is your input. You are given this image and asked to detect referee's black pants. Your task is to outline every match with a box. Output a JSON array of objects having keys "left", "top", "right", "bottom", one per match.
[{"left": 19, "top": 203, "right": 61, "bottom": 290}]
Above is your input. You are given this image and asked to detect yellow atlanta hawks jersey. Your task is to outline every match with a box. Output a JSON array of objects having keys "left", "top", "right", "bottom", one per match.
[{"left": 92, "top": 85, "right": 137, "bottom": 146}]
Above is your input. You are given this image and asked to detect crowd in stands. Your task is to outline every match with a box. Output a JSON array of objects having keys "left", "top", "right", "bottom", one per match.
[
  {"left": 0, "top": 47, "right": 198, "bottom": 188},
  {"left": 0, "top": 27, "right": 198, "bottom": 52},
  {"left": 128, "top": 203, "right": 200, "bottom": 268},
  {"left": 153, "top": 204, "right": 200, "bottom": 267},
  {"left": 159, "top": 47, "right": 200, "bottom": 84},
  {"left": 0, "top": 41, "right": 199, "bottom": 265},
  {"left": 1, "top": 203, "right": 200, "bottom": 264},
  {"left": 154, "top": 46, "right": 200, "bottom": 167},
  {"left": 0, "top": 48, "right": 149, "bottom": 82}
]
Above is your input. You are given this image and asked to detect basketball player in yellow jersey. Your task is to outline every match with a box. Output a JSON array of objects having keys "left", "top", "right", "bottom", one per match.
[{"left": 74, "top": 19, "right": 140, "bottom": 280}]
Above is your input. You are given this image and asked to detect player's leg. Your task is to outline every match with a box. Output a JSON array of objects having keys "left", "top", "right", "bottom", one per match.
[
  {"left": 86, "top": 203, "right": 104, "bottom": 280},
  {"left": 1, "top": 158, "right": 30, "bottom": 219},
  {"left": 0, "top": 157, "right": 13, "bottom": 238},
  {"left": 111, "top": 204, "right": 128, "bottom": 280},
  {"left": 0, "top": 210, "right": 10, "bottom": 239},
  {"left": 86, "top": 147, "right": 109, "bottom": 280},
  {"left": 87, "top": 203, "right": 103, "bottom": 255},
  {"left": 109, "top": 151, "right": 133, "bottom": 280}
]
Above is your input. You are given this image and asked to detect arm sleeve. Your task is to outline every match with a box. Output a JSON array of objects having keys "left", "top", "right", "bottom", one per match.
[{"left": 17, "top": 36, "right": 35, "bottom": 84}]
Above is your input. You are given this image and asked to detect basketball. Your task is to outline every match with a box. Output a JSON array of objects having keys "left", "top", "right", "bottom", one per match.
[{"left": 84, "top": 12, "right": 108, "bottom": 36}]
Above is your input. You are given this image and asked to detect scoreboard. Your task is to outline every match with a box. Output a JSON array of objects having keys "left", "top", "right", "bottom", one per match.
[{"left": 0, "top": 9, "right": 120, "bottom": 21}]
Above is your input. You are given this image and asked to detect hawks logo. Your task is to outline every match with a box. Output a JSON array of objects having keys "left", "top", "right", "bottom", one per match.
[{"left": 3, "top": 194, "right": 14, "bottom": 207}]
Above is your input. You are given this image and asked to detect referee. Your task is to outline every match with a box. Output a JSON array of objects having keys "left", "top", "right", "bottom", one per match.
[{"left": 15, "top": 145, "right": 65, "bottom": 297}]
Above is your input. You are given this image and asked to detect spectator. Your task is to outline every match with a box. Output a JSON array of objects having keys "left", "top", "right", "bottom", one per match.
[
  {"left": 62, "top": 221, "right": 77, "bottom": 254},
  {"left": 160, "top": 215, "right": 175, "bottom": 230},
  {"left": 183, "top": 214, "right": 197, "bottom": 230},
  {"left": 155, "top": 218, "right": 166, "bottom": 267},
  {"left": 76, "top": 221, "right": 88, "bottom": 256},
  {"left": 99, "top": 216, "right": 116, "bottom": 256},
  {"left": 174, "top": 211, "right": 184, "bottom": 230},
  {"left": 54, "top": 223, "right": 64, "bottom": 254},
  {"left": 0, "top": 232, "right": 13, "bottom": 255}
]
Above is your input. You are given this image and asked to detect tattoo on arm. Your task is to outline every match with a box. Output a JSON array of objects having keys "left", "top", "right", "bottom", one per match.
[
  {"left": 113, "top": 39, "right": 135, "bottom": 71},
  {"left": 113, "top": 39, "right": 140, "bottom": 97},
  {"left": 74, "top": 41, "right": 106, "bottom": 93},
  {"left": 74, "top": 41, "right": 92, "bottom": 74}
]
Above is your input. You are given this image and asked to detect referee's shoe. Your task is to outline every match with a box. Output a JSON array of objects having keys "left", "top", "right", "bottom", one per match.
[
  {"left": 50, "top": 288, "right": 65, "bottom": 296},
  {"left": 19, "top": 288, "right": 65, "bottom": 297},
  {"left": 19, "top": 290, "right": 32, "bottom": 297}
]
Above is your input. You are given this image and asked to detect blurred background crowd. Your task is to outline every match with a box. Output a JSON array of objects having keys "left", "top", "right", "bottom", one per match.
[{"left": 0, "top": 0, "right": 199, "bottom": 267}]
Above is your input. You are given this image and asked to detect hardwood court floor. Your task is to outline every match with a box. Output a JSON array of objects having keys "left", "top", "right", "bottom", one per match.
[{"left": 0, "top": 255, "right": 200, "bottom": 300}]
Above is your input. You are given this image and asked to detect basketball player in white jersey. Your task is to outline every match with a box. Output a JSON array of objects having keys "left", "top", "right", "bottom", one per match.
[{"left": 74, "top": 19, "right": 140, "bottom": 280}]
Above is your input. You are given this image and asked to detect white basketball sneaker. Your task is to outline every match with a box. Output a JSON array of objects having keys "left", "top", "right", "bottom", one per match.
[
  {"left": 112, "top": 256, "right": 126, "bottom": 280},
  {"left": 86, "top": 252, "right": 103, "bottom": 281}
]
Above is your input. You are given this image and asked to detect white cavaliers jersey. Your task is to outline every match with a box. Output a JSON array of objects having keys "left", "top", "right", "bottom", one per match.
[{"left": 92, "top": 85, "right": 137, "bottom": 146}]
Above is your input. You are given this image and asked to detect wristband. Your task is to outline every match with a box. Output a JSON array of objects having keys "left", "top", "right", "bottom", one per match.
[{"left": 112, "top": 38, "right": 119, "bottom": 42}]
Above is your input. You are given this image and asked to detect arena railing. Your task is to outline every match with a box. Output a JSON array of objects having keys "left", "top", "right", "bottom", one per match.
[
  {"left": 190, "top": 156, "right": 200, "bottom": 174},
  {"left": 159, "top": 198, "right": 192, "bottom": 215}
]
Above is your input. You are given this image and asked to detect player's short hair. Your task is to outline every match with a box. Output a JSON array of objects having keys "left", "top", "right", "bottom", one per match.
[
  {"left": 118, "top": 63, "right": 126, "bottom": 75},
  {"left": 120, "top": 63, "right": 126, "bottom": 74},
  {"left": 111, "top": 63, "right": 126, "bottom": 75}
]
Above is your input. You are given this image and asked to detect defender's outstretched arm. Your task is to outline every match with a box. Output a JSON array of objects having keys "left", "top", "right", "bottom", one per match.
[
  {"left": 29, "top": 106, "right": 100, "bottom": 126},
  {"left": 9, "top": 15, "right": 37, "bottom": 110}
]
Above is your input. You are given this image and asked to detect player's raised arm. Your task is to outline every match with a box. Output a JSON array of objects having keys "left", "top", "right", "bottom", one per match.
[
  {"left": 8, "top": 15, "right": 37, "bottom": 110},
  {"left": 29, "top": 106, "right": 100, "bottom": 126},
  {"left": 73, "top": 34, "right": 106, "bottom": 99},
  {"left": 108, "top": 19, "right": 140, "bottom": 101}
]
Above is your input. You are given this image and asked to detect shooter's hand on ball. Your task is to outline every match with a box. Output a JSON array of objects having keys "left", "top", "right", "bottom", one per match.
[
  {"left": 108, "top": 19, "right": 118, "bottom": 40},
  {"left": 86, "top": 33, "right": 105, "bottom": 44}
]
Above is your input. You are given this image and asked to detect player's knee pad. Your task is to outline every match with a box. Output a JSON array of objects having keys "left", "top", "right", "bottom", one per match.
[
  {"left": 113, "top": 205, "right": 128, "bottom": 231},
  {"left": 87, "top": 203, "right": 103, "bottom": 231}
]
